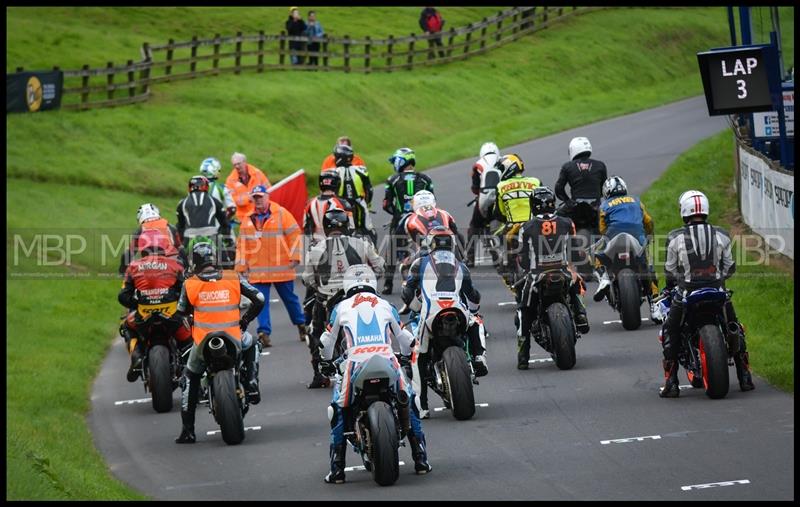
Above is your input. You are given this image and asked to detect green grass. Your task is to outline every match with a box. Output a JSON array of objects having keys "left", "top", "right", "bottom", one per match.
[
  {"left": 642, "top": 131, "right": 794, "bottom": 392},
  {"left": 5, "top": 6, "right": 794, "bottom": 499}
]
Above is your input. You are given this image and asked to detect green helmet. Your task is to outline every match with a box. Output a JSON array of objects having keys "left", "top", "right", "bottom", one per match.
[{"left": 389, "top": 147, "right": 416, "bottom": 172}]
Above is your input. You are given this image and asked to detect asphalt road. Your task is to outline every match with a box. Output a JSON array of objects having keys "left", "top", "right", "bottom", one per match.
[{"left": 89, "top": 96, "right": 794, "bottom": 500}]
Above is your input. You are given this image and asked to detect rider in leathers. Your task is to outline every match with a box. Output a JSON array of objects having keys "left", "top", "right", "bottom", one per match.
[
  {"left": 319, "top": 265, "right": 431, "bottom": 483},
  {"left": 302, "top": 208, "right": 385, "bottom": 389},
  {"left": 401, "top": 226, "right": 488, "bottom": 419},
  {"left": 657, "top": 190, "right": 754, "bottom": 397},
  {"left": 466, "top": 142, "right": 501, "bottom": 267},
  {"left": 516, "top": 187, "right": 590, "bottom": 369},
  {"left": 554, "top": 136, "right": 608, "bottom": 208}
]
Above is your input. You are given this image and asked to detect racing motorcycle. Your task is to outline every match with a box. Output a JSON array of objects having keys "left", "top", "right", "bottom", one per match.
[
  {"left": 596, "top": 232, "right": 657, "bottom": 330},
  {"left": 517, "top": 268, "right": 581, "bottom": 370},
  {"left": 197, "top": 330, "right": 254, "bottom": 445},
  {"left": 333, "top": 343, "right": 409, "bottom": 486},
  {"left": 121, "top": 302, "right": 191, "bottom": 414},
  {"left": 656, "top": 287, "right": 742, "bottom": 399},
  {"left": 408, "top": 293, "right": 478, "bottom": 421},
  {"left": 557, "top": 197, "right": 600, "bottom": 277}
]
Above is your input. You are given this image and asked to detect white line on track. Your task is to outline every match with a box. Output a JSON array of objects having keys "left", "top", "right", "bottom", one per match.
[
  {"left": 270, "top": 299, "right": 280, "bottom": 303},
  {"left": 433, "top": 403, "right": 489, "bottom": 412},
  {"left": 345, "top": 461, "right": 406, "bottom": 472},
  {"left": 601, "top": 435, "right": 661, "bottom": 445},
  {"left": 497, "top": 301, "right": 516, "bottom": 307},
  {"left": 260, "top": 351, "right": 271, "bottom": 356},
  {"left": 206, "top": 426, "right": 262, "bottom": 436},
  {"left": 658, "top": 385, "right": 695, "bottom": 393},
  {"left": 528, "top": 358, "right": 553, "bottom": 364},
  {"left": 681, "top": 479, "right": 750, "bottom": 491},
  {"left": 602, "top": 318, "right": 651, "bottom": 324},
  {"left": 114, "top": 398, "right": 151, "bottom": 405}
]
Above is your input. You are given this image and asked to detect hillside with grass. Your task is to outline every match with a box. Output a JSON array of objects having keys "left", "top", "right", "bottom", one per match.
[{"left": 5, "top": 6, "right": 793, "bottom": 500}]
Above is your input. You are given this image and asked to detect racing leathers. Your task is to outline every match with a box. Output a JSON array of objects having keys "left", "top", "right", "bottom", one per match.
[
  {"left": 174, "top": 269, "right": 265, "bottom": 443},
  {"left": 492, "top": 175, "right": 541, "bottom": 286},
  {"left": 401, "top": 249, "right": 487, "bottom": 415},
  {"left": 319, "top": 291, "right": 431, "bottom": 481},
  {"left": 554, "top": 156, "right": 608, "bottom": 205},
  {"left": 658, "top": 221, "right": 753, "bottom": 396},
  {"left": 302, "top": 235, "right": 385, "bottom": 385},
  {"left": 383, "top": 170, "right": 434, "bottom": 291},
  {"left": 403, "top": 206, "right": 464, "bottom": 261},
  {"left": 118, "top": 252, "right": 191, "bottom": 381},
  {"left": 176, "top": 191, "right": 233, "bottom": 268},
  {"left": 467, "top": 153, "right": 501, "bottom": 266},
  {"left": 118, "top": 219, "right": 187, "bottom": 275},
  {"left": 516, "top": 213, "right": 589, "bottom": 368},
  {"left": 334, "top": 164, "right": 375, "bottom": 243}
]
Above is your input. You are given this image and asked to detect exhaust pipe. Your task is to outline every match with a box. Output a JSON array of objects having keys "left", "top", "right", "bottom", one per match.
[
  {"left": 209, "top": 336, "right": 227, "bottom": 358},
  {"left": 396, "top": 390, "right": 411, "bottom": 434}
]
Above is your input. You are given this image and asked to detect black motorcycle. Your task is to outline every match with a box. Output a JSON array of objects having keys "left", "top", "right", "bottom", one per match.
[
  {"left": 197, "top": 330, "right": 252, "bottom": 445},
  {"left": 657, "top": 288, "right": 743, "bottom": 399},
  {"left": 518, "top": 268, "right": 581, "bottom": 370},
  {"left": 557, "top": 197, "right": 600, "bottom": 277},
  {"left": 124, "top": 304, "right": 191, "bottom": 413},
  {"left": 596, "top": 232, "right": 657, "bottom": 330}
]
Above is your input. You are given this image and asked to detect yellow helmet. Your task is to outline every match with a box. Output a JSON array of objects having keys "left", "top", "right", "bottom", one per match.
[{"left": 498, "top": 154, "right": 525, "bottom": 180}]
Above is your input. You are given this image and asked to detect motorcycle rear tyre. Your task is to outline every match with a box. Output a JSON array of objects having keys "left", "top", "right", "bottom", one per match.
[
  {"left": 547, "top": 303, "right": 577, "bottom": 370},
  {"left": 699, "top": 325, "right": 730, "bottom": 399},
  {"left": 442, "top": 346, "right": 475, "bottom": 421},
  {"left": 618, "top": 268, "right": 642, "bottom": 331},
  {"left": 148, "top": 344, "right": 174, "bottom": 413},
  {"left": 367, "top": 401, "right": 400, "bottom": 486},
  {"left": 214, "top": 369, "right": 245, "bottom": 444}
]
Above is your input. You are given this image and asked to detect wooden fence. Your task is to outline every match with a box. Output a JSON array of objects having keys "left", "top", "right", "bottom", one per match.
[{"left": 15, "top": 7, "right": 601, "bottom": 111}]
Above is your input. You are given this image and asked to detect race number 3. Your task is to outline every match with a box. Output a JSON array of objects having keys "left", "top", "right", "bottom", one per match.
[{"left": 736, "top": 79, "right": 747, "bottom": 99}]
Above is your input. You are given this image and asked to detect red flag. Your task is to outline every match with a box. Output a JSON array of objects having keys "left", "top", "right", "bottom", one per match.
[{"left": 267, "top": 169, "right": 308, "bottom": 225}]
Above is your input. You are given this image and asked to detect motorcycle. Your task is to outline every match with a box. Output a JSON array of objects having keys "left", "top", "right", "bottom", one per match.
[
  {"left": 122, "top": 302, "right": 191, "bottom": 414},
  {"left": 596, "top": 233, "right": 657, "bottom": 330},
  {"left": 557, "top": 197, "right": 600, "bottom": 277},
  {"left": 334, "top": 343, "right": 409, "bottom": 486},
  {"left": 408, "top": 293, "right": 478, "bottom": 421},
  {"left": 196, "top": 330, "right": 254, "bottom": 444},
  {"left": 517, "top": 268, "right": 581, "bottom": 370},
  {"left": 656, "top": 287, "right": 742, "bottom": 399}
]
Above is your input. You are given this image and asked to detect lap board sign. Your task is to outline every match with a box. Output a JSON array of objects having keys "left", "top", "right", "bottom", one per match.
[{"left": 6, "top": 70, "right": 64, "bottom": 113}]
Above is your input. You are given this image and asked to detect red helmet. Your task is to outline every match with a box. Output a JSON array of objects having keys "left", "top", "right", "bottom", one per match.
[{"left": 137, "top": 229, "right": 171, "bottom": 255}]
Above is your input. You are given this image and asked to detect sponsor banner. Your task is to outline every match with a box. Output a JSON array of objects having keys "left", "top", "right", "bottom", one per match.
[
  {"left": 738, "top": 146, "right": 794, "bottom": 259},
  {"left": 7, "top": 70, "right": 63, "bottom": 113},
  {"left": 752, "top": 88, "right": 794, "bottom": 138}
]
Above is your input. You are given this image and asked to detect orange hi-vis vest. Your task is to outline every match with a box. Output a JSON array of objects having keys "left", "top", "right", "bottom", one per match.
[
  {"left": 225, "top": 164, "right": 271, "bottom": 224},
  {"left": 141, "top": 218, "right": 179, "bottom": 257},
  {"left": 236, "top": 201, "right": 302, "bottom": 283},
  {"left": 185, "top": 271, "right": 242, "bottom": 345},
  {"left": 321, "top": 153, "right": 366, "bottom": 170}
]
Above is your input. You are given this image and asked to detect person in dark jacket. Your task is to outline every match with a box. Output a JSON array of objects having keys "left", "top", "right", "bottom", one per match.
[
  {"left": 419, "top": 7, "right": 445, "bottom": 58},
  {"left": 305, "top": 10, "right": 324, "bottom": 66},
  {"left": 286, "top": 7, "right": 308, "bottom": 65}
]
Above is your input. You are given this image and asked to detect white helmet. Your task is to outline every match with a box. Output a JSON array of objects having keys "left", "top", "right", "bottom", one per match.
[
  {"left": 602, "top": 176, "right": 627, "bottom": 199},
  {"left": 199, "top": 157, "right": 222, "bottom": 179},
  {"left": 568, "top": 136, "right": 592, "bottom": 160},
  {"left": 137, "top": 203, "right": 160, "bottom": 224},
  {"left": 412, "top": 190, "right": 436, "bottom": 212},
  {"left": 479, "top": 142, "right": 499, "bottom": 159},
  {"left": 343, "top": 264, "right": 378, "bottom": 297},
  {"left": 679, "top": 190, "right": 709, "bottom": 221}
]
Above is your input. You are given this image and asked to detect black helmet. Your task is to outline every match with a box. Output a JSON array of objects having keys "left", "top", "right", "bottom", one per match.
[
  {"left": 530, "top": 186, "right": 556, "bottom": 216},
  {"left": 425, "top": 225, "right": 454, "bottom": 252},
  {"left": 333, "top": 143, "right": 354, "bottom": 167},
  {"left": 189, "top": 175, "right": 210, "bottom": 193},
  {"left": 319, "top": 170, "right": 341, "bottom": 193},
  {"left": 192, "top": 241, "right": 217, "bottom": 271},
  {"left": 322, "top": 208, "right": 350, "bottom": 236}
]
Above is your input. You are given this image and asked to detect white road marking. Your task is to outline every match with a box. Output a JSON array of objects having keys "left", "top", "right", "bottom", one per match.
[
  {"left": 601, "top": 435, "right": 661, "bottom": 445},
  {"left": 345, "top": 461, "right": 406, "bottom": 472},
  {"left": 114, "top": 398, "right": 151, "bottom": 405},
  {"left": 658, "top": 385, "right": 695, "bottom": 392},
  {"left": 681, "top": 479, "right": 750, "bottom": 491},
  {"left": 498, "top": 301, "right": 517, "bottom": 307},
  {"left": 206, "top": 425, "right": 262, "bottom": 436},
  {"left": 528, "top": 358, "right": 553, "bottom": 364},
  {"left": 270, "top": 298, "right": 280, "bottom": 303},
  {"left": 433, "top": 403, "right": 489, "bottom": 412},
  {"left": 602, "top": 318, "right": 651, "bottom": 324},
  {"left": 260, "top": 351, "right": 271, "bottom": 356}
]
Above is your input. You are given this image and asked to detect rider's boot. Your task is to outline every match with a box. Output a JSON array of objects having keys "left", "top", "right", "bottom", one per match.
[
  {"left": 734, "top": 351, "right": 755, "bottom": 392},
  {"left": 175, "top": 370, "right": 200, "bottom": 443},
  {"left": 570, "top": 292, "right": 590, "bottom": 334},
  {"left": 381, "top": 277, "right": 393, "bottom": 295},
  {"left": 242, "top": 343, "right": 261, "bottom": 405},
  {"left": 472, "top": 354, "right": 488, "bottom": 377},
  {"left": 297, "top": 324, "right": 309, "bottom": 343},
  {"left": 407, "top": 433, "right": 432, "bottom": 474},
  {"left": 658, "top": 359, "right": 680, "bottom": 398},
  {"left": 307, "top": 360, "right": 331, "bottom": 389},
  {"left": 323, "top": 443, "right": 347, "bottom": 484},
  {"left": 593, "top": 266, "right": 611, "bottom": 302},
  {"left": 419, "top": 384, "right": 430, "bottom": 419},
  {"left": 127, "top": 338, "right": 144, "bottom": 383}
]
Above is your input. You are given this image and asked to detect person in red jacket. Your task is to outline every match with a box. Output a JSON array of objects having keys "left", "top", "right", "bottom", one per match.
[{"left": 118, "top": 229, "right": 192, "bottom": 382}]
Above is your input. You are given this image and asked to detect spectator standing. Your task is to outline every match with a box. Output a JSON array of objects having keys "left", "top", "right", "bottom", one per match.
[
  {"left": 225, "top": 152, "right": 271, "bottom": 231},
  {"left": 235, "top": 185, "right": 308, "bottom": 348},
  {"left": 419, "top": 7, "right": 445, "bottom": 59},
  {"left": 320, "top": 136, "right": 366, "bottom": 170},
  {"left": 286, "top": 7, "right": 308, "bottom": 65},
  {"left": 305, "top": 10, "right": 324, "bottom": 67}
]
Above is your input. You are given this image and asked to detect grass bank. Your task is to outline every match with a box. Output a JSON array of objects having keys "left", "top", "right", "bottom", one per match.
[
  {"left": 641, "top": 130, "right": 794, "bottom": 392},
  {"left": 5, "top": 7, "right": 792, "bottom": 499}
]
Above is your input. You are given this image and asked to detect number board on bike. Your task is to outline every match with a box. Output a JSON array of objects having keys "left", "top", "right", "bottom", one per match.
[{"left": 697, "top": 45, "right": 780, "bottom": 115}]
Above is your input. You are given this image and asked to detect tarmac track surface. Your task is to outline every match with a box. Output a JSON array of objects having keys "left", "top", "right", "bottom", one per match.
[{"left": 90, "top": 96, "right": 793, "bottom": 500}]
